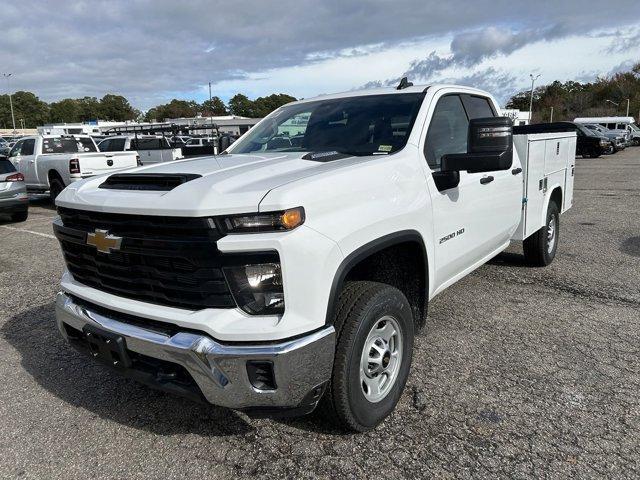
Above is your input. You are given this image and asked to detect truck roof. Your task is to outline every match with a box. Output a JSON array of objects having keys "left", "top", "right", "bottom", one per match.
[
  {"left": 574, "top": 116, "right": 636, "bottom": 123},
  {"left": 291, "top": 83, "right": 497, "bottom": 105}
]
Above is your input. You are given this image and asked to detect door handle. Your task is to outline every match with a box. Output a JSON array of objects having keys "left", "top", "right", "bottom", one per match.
[
  {"left": 480, "top": 176, "right": 494, "bottom": 185},
  {"left": 511, "top": 167, "right": 522, "bottom": 175}
]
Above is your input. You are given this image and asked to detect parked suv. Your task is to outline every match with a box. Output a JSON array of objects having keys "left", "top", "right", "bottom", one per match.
[{"left": 0, "top": 158, "right": 28, "bottom": 222}]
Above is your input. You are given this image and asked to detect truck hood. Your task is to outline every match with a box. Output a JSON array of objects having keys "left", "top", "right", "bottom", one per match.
[{"left": 55, "top": 152, "right": 355, "bottom": 216}]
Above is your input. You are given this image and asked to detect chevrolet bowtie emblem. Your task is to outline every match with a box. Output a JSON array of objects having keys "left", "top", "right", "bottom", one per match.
[{"left": 86, "top": 229, "right": 122, "bottom": 254}]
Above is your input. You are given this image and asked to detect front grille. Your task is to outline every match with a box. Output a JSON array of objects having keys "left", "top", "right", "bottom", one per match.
[
  {"left": 55, "top": 208, "right": 278, "bottom": 311},
  {"left": 58, "top": 207, "right": 219, "bottom": 240}
]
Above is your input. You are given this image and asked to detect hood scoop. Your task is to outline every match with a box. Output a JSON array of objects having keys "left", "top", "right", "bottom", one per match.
[{"left": 99, "top": 173, "right": 202, "bottom": 191}]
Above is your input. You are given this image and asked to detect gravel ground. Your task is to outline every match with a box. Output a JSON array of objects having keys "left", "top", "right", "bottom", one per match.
[{"left": 0, "top": 149, "right": 639, "bottom": 479}]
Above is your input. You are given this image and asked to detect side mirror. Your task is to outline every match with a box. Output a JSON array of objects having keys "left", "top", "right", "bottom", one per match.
[{"left": 441, "top": 117, "right": 513, "bottom": 174}]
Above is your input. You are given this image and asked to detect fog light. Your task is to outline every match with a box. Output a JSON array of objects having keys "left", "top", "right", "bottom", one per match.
[{"left": 224, "top": 263, "right": 284, "bottom": 315}]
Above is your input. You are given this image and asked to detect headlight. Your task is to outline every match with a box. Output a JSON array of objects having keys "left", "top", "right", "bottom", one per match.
[
  {"left": 220, "top": 207, "right": 305, "bottom": 233},
  {"left": 224, "top": 263, "right": 284, "bottom": 315},
  {"left": 600, "top": 139, "right": 608, "bottom": 146}
]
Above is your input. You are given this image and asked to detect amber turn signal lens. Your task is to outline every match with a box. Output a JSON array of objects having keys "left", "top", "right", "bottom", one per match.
[{"left": 280, "top": 208, "right": 305, "bottom": 229}]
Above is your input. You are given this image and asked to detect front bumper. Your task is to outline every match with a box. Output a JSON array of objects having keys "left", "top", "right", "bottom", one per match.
[{"left": 55, "top": 292, "right": 336, "bottom": 414}]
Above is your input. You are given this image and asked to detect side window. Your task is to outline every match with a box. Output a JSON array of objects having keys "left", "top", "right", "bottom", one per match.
[
  {"left": 21, "top": 139, "right": 35, "bottom": 155},
  {"left": 461, "top": 95, "right": 496, "bottom": 119},
  {"left": 424, "top": 95, "right": 469, "bottom": 169},
  {"left": 9, "top": 140, "right": 23, "bottom": 157},
  {"left": 110, "top": 138, "right": 126, "bottom": 151},
  {"left": 98, "top": 139, "right": 110, "bottom": 152},
  {"left": 606, "top": 123, "right": 616, "bottom": 129}
]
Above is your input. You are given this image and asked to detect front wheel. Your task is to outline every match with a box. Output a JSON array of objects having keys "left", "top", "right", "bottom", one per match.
[
  {"left": 523, "top": 201, "right": 560, "bottom": 266},
  {"left": 319, "top": 281, "right": 414, "bottom": 432}
]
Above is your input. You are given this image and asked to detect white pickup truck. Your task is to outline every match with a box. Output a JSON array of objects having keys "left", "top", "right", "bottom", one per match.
[
  {"left": 53, "top": 83, "right": 575, "bottom": 432},
  {"left": 8, "top": 135, "right": 139, "bottom": 200},
  {"left": 97, "top": 135, "right": 183, "bottom": 165}
]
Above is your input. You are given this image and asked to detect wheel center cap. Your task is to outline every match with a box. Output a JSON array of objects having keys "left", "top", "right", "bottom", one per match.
[{"left": 382, "top": 351, "right": 391, "bottom": 368}]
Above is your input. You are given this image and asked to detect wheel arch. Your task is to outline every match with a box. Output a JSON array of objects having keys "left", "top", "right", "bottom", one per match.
[
  {"left": 47, "top": 168, "right": 64, "bottom": 187},
  {"left": 325, "top": 230, "right": 430, "bottom": 331},
  {"left": 540, "top": 184, "right": 563, "bottom": 226}
]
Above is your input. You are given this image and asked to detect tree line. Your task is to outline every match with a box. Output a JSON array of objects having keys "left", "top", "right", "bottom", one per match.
[
  {"left": 506, "top": 62, "right": 640, "bottom": 123},
  {"left": 0, "top": 92, "right": 297, "bottom": 129}
]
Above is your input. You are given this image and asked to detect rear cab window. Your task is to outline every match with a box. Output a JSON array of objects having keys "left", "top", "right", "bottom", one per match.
[{"left": 42, "top": 137, "right": 97, "bottom": 154}]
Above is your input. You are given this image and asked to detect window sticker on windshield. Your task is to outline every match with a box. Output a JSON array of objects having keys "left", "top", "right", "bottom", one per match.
[{"left": 378, "top": 145, "right": 392, "bottom": 152}]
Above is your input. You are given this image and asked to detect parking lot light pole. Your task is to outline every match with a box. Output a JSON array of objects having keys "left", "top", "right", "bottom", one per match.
[
  {"left": 528, "top": 74, "right": 540, "bottom": 123},
  {"left": 550, "top": 106, "right": 554, "bottom": 122},
  {"left": 2, "top": 73, "right": 17, "bottom": 133},
  {"left": 626, "top": 98, "right": 630, "bottom": 117},
  {"left": 208, "top": 81, "right": 213, "bottom": 127}
]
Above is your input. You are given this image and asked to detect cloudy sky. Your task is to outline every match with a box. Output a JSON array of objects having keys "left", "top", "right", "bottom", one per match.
[{"left": 1, "top": 0, "right": 639, "bottom": 109}]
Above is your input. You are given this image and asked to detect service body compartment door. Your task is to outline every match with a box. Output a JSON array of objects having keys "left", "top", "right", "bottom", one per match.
[
  {"left": 563, "top": 137, "right": 576, "bottom": 211},
  {"left": 523, "top": 139, "right": 546, "bottom": 238}
]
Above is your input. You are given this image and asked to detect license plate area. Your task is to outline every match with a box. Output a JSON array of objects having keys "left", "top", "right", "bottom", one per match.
[{"left": 82, "top": 325, "right": 132, "bottom": 369}]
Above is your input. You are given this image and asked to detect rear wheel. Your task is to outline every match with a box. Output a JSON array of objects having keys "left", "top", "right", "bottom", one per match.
[
  {"left": 10, "top": 210, "right": 28, "bottom": 222},
  {"left": 319, "top": 281, "right": 414, "bottom": 432},
  {"left": 49, "top": 177, "right": 65, "bottom": 202},
  {"left": 523, "top": 201, "right": 560, "bottom": 266}
]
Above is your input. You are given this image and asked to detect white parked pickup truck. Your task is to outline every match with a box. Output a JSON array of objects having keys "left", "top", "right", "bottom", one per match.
[
  {"left": 8, "top": 135, "right": 139, "bottom": 201},
  {"left": 98, "top": 135, "right": 183, "bottom": 165},
  {"left": 53, "top": 83, "right": 575, "bottom": 432}
]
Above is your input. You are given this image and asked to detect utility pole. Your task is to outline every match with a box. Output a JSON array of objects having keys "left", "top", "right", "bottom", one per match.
[
  {"left": 19, "top": 118, "right": 25, "bottom": 130},
  {"left": 528, "top": 73, "right": 540, "bottom": 123},
  {"left": 208, "top": 82, "right": 213, "bottom": 130},
  {"left": 550, "top": 106, "right": 554, "bottom": 123},
  {"left": 626, "top": 98, "right": 630, "bottom": 117},
  {"left": 2, "top": 73, "right": 16, "bottom": 133}
]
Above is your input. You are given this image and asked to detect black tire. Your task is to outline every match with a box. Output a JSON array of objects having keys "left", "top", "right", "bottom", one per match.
[
  {"left": 49, "top": 177, "right": 65, "bottom": 202},
  {"left": 10, "top": 210, "right": 28, "bottom": 222},
  {"left": 589, "top": 151, "right": 600, "bottom": 158},
  {"left": 319, "top": 281, "right": 414, "bottom": 432},
  {"left": 523, "top": 201, "right": 560, "bottom": 267}
]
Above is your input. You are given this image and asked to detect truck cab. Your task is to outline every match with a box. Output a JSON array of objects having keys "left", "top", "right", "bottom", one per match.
[{"left": 53, "top": 84, "right": 575, "bottom": 432}]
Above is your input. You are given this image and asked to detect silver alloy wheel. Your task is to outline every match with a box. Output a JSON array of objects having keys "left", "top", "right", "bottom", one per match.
[
  {"left": 359, "top": 315, "right": 403, "bottom": 403},
  {"left": 547, "top": 216, "right": 557, "bottom": 254}
]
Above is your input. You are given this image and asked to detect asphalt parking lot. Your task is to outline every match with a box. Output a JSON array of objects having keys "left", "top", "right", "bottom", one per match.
[{"left": 1, "top": 150, "right": 639, "bottom": 479}]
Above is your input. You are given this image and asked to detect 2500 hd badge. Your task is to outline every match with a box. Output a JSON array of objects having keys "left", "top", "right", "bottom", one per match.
[{"left": 439, "top": 228, "right": 465, "bottom": 244}]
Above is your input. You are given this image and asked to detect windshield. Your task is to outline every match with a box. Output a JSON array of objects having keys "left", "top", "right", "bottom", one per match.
[
  {"left": 42, "top": 137, "right": 97, "bottom": 154},
  {"left": 230, "top": 93, "right": 426, "bottom": 156},
  {"left": 576, "top": 124, "right": 598, "bottom": 137},
  {"left": 630, "top": 123, "right": 639, "bottom": 131}
]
